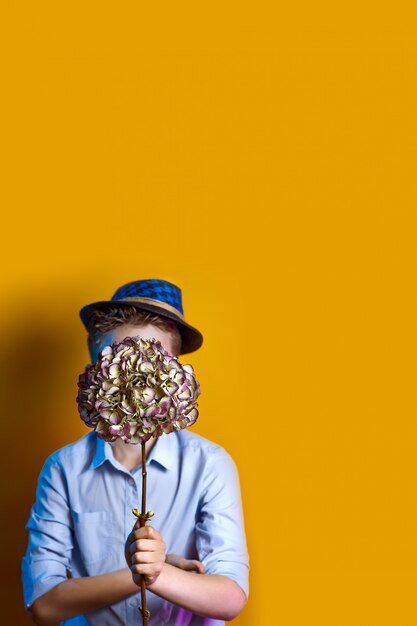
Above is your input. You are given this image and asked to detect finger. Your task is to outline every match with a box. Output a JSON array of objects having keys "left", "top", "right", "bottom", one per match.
[
  {"left": 131, "top": 550, "right": 165, "bottom": 565},
  {"left": 165, "top": 553, "right": 181, "bottom": 568},
  {"left": 129, "top": 539, "right": 166, "bottom": 555},
  {"left": 164, "top": 554, "right": 206, "bottom": 573},
  {"left": 130, "top": 528, "right": 146, "bottom": 543},
  {"left": 179, "top": 559, "right": 206, "bottom": 574},
  {"left": 129, "top": 530, "right": 154, "bottom": 546},
  {"left": 131, "top": 563, "right": 161, "bottom": 577},
  {"left": 131, "top": 526, "right": 161, "bottom": 541},
  {"left": 143, "top": 526, "right": 160, "bottom": 539},
  {"left": 191, "top": 560, "right": 206, "bottom": 574}
]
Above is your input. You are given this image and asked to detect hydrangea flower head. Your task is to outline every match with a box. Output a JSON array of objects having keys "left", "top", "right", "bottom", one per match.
[{"left": 77, "top": 336, "right": 200, "bottom": 443}]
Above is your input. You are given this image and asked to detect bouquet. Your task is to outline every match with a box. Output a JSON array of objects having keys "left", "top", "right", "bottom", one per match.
[{"left": 76, "top": 336, "right": 201, "bottom": 625}]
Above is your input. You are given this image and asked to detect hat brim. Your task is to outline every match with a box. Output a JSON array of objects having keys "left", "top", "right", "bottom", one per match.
[{"left": 79, "top": 300, "right": 203, "bottom": 355}]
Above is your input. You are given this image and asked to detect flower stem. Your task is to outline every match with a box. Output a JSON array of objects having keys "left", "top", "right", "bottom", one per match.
[{"left": 138, "top": 439, "right": 149, "bottom": 626}]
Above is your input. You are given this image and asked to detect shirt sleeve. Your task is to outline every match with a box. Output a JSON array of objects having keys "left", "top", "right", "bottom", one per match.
[
  {"left": 22, "top": 454, "right": 74, "bottom": 608},
  {"left": 195, "top": 448, "right": 250, "bottom": 598}
]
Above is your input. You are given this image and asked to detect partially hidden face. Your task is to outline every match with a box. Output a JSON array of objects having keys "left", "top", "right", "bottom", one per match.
[{"left": 91, "top": 323, "right": 179, "bottom": 365}]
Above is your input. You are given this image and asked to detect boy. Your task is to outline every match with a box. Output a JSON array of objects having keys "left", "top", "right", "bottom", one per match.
[{"left": 22, "top": 279, "right": 249, "bottom": 625}]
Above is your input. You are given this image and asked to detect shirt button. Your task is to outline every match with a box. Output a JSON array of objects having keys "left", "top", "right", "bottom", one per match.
[
  {"left": 129, "top": 598, "right": 138, "bottom": 607},
  {"left": 128, "top": 478, "right": 135, "bottom": 486}
]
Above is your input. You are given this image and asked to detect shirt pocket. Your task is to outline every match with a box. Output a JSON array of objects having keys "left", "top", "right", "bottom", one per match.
[{"left": 72, "top": 510, "right": 113, "bottom": 565}]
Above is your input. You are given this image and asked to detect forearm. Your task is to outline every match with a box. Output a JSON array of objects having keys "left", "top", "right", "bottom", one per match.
[
  {"left": 147, "top": 563, "right": 247, "bottom": 621},
  {"left": 29, "top": 568, "right": 137, "bottom": 626}
]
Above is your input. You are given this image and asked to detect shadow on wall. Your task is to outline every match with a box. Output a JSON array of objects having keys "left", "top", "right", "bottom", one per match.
[{"left": 0, "top": 301, "right": 83, "bottom": 626}]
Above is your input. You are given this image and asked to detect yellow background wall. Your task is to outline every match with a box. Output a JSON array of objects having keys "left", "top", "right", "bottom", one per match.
[{"left": 1, "top": 2, "right": 416, "bottom": 624}]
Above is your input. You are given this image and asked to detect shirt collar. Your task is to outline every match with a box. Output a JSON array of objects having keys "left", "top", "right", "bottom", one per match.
[
  {"left": 91, "top": 431, "right": 175, "bottom": 471},
  {"left": 91, "top": 433, "right": 108, "bottom": 469},
  {"left": 148, "top": 431, "right": 175, "bottom": 470}
]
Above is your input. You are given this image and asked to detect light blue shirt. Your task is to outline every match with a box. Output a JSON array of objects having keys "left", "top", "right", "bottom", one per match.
[{"left": 22, "top": 430, "right": 249, "bottom": 625}]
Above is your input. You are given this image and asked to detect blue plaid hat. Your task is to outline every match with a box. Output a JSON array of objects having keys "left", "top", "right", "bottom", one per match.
[{"left": 79, "top": 279, "right": 203, "bottom": 354}]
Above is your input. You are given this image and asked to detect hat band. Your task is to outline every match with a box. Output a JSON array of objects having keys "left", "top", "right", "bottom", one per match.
[{"left": 118, "top": 296, "right": 185, "bottom": 321}]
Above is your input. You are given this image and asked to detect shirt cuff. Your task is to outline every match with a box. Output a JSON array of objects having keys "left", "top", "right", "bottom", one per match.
[
  {"left": 204, "top": 560, "right": 249, "bottom": 599},
  {"left": 22, "top": 556, "right": 69, "bottom": 608}
]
